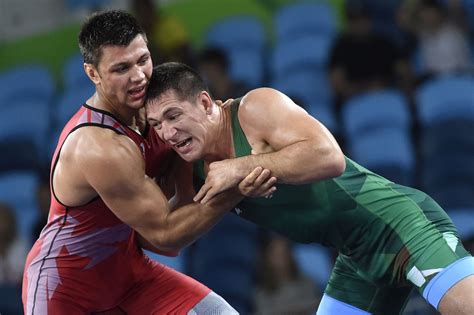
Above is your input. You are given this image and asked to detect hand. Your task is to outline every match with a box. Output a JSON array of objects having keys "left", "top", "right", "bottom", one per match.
[
  {"left": 195, "top": 166, "right": 276, "bottom": 204},
  {"left": 194, "top": 159, "right": 244, "bottom": 203},
  {"left": 215, "top": 98, "right": 234, "bottom": 109},
  {"left": 238, "top": 166, "right": 277, "bottom": 198}
]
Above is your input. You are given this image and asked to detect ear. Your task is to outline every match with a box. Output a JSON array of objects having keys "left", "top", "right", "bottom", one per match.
[
  {"left": 199, "top": 91, "right": 213, "bottom": 115},
  {"left": 84, "top": 63, "right": 101, "bottom": 85}
]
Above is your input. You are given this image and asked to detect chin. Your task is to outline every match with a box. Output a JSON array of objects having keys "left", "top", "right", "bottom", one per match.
[{"left": 179, "top": 150, "right": 201, "bottom": 162}]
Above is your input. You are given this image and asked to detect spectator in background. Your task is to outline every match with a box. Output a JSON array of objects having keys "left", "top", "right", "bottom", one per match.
[
  {"left": 132, "top": 0, "right": 197, "bottom": 66},
  {"left": 0, "top": 203, "right": 28, "bottom": 286},
  {"left": 254, "top": 234, "right": 321, "bottom": 315},
  {"left": 328, "top": 0, "right": 414, "bottom": 114},
  {"left": 397, "top": 0, "right": 472, "bottom": 79},
  {"left": 197, "top": 47, "right": 248, "bottom": 100}
]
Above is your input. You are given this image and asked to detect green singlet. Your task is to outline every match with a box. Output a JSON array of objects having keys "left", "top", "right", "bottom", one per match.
[{"left": 194, "top": 99, "right": 471, "bottom": 314}]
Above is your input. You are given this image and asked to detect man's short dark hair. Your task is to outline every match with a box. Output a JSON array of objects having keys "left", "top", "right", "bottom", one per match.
[
  {"left": 146, "top": 62, "right": 211, "bottom": 103},
  {"left": 78, "top": 10, "right": 146, "bottom": 67}
]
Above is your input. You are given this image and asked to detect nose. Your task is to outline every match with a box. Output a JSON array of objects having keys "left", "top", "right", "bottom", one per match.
[
  {"left": 161, "top": 123, "right": 178, "bottom": 142},
  {"left": 131, "top": 65, "right": 146, "bottom": 83}
]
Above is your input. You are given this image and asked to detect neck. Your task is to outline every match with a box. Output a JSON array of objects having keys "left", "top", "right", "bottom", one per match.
[
  {"left": 89, "top": 92, "right": 137, "bottom": 127},
  {"left": 204, "top": 106, "right": 234, "bottom": 162}
]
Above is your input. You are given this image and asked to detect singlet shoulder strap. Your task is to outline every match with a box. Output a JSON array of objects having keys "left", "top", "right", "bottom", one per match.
[
  {"left": 229, "top": 98, "right": 252, "bottom": 158},
  {"left": 73, "top": 104, "right": 128, "bottom": 135}
]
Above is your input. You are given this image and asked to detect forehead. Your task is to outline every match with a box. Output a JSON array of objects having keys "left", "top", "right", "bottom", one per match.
[
  {"left": 98, "top": 35, "right": 149, "bottom": 66},
  {"left": 147, "top": 90, "right": 187, "bottom": 114}
]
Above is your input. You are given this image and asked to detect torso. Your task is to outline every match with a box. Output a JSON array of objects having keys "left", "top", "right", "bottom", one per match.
[
  {"left": 23, "top": 104, "right": 174, "bottom": 312},
  {"left": 194, "top": 99, "right": 455, "bottom": 283}
]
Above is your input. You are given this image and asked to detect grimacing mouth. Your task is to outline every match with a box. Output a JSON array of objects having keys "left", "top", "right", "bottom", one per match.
[{"left": 175, "top": 137, "right": 192, "bottom": 148}]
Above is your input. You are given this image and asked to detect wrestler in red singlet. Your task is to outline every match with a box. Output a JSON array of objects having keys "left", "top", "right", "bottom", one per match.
[{"left": 22, "top": 105, "right": 210, "bottom": 314}]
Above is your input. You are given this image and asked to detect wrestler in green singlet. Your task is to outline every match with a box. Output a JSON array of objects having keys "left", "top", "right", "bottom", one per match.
[{"left": 194, "top": 99, "right": 471, "bottom": 314}]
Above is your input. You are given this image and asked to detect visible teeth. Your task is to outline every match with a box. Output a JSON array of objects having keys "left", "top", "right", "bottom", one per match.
[{"left": 177, "top": 138, "right": 191, "bottom": 148}]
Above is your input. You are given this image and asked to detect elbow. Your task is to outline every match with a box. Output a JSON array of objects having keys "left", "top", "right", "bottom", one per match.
[
  {"left": 149, "top": 233, "right": 184, "bottom": 253},
  {"left": 331, "top": 152, "right": 346, "bottom": 177}
]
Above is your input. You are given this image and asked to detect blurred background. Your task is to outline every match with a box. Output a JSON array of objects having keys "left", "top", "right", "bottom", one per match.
[{"left": 0, "top": 0, "right": 473, "bottom": 314}]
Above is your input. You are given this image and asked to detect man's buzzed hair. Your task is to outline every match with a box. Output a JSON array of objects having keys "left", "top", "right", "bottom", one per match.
[
  {"left": 147, "top": 62, "right": 212, "bottom": 103},
  {"left": 78, "top": 10, "right": 146, "bottom": 67}
]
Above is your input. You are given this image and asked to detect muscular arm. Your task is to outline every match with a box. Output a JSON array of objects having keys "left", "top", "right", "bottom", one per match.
[
  {"left": 238, "top": 88, "right": 345, "bottom": 183},
  {"left": 196, "top": 88, "right": 345, "bottom": 202},
  {"left": 80, "top": 129, "right": 240, "bottom": 253}
]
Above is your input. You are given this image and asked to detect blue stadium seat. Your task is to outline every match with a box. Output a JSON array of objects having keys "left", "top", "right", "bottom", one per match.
[
  {"left": 342, "top": 90, "right": 415, "bottom": 185},
  {"left": 205, "top": 15, "right": 266, "bottom": 87},
  {"left": 273, "top": 2, "right": 337, "bottom": 42},
  {"left": 0, "top": 171, "right": 40, "bottom": 243},
  {"left": 342, "top": 90, "right": 412, "bottom": 140},
  {"left": 0, "top": 139, "right": 39, "bottom": 173},
  {"left": 448, "top": 208, "right": 474, "bottom": 239},
  {"left": 0, "top": 98, "right": 51, "bottom": 162},
  {"left": 55, "top": 85, "right": 95, "bottom": 127},
  {"left": 416, "top": 74, "right": 474, "bottom": 126},
  {"left": 206, "top": 16, "right": 265, "bottom": 51},
  {"left": 351, "top": 128, "right": 415, "bottom": 185},
  {"left": 271, "top": 70, "right": 332, "bottom": 106},
  {"left": 305, "top": 101, "right": 338, "bottom": 134},
  {"left": 65, "top": 0, "right": 110, "bottom": 10},
  {"left": 271, "top": 35, "right": 332, "bottom": 78},
  {"left": 416, "top": 75, "right": 474, "bottom": 208},
  {"left": 274, "top": 2, "right": 337, "bottom": 42},
  {"left": 0, "top": 65, "right": 55, "bottom": 106},
  {"left": 293, "top": 243, "right": 332, "bottom": 290},
  {"left": 188, "top": 214, "right": 257, "bottom": 314},
  {"left": 62, "top": 53, "right": 94, "bottom": 90},
  {"left": 0, "top": 284, "right": 23, "bottom": 315}
]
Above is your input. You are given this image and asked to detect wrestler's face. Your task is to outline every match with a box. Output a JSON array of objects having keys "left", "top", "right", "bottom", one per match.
[
  {"left": 86, "top": 34, "right": 152, "bottom": 110},
  {"left": 146, "top": 89, "right": 212, "bottom": 162}
]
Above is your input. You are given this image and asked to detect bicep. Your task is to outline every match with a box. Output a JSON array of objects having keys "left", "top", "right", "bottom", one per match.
[
  {"left": 239, "top": 88, "right": 328, "bottom": 150},
  {"left": 83, "top": 138, "right": 169, "bottom": 231}
]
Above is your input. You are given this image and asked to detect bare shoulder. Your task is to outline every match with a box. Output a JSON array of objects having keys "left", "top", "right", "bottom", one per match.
[
  {"left": 63, "top": 127, "right": 143, "bottom": 176},
  {"left": 238, "top": 88, "right": 308, "bottom": 128},
  {"left": 239, "top": 88, "right": 304, "bottom": 118}
]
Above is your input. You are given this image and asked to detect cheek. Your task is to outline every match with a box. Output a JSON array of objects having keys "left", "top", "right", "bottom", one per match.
[{"left": 145, "top": 62, "right": 153, "bottom": 79}]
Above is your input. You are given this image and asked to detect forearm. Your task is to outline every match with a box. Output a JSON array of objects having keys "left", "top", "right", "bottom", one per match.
[
  {"left": 150, "top": 190, "right": 241, "bottom": 252},
  {"left": 232, "top": 141, "right": 345, "bottom": 184}
]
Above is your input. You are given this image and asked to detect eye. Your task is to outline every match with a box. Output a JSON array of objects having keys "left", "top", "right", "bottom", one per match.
[
  {"left": 115, "top": 65, "right": 128, "bottom": 73},
  {"left": 139, "top": 56, "right": 149, "bottom": 65},
  {"left": 169, "top": 113, "right": 180, "bottom": 121}
]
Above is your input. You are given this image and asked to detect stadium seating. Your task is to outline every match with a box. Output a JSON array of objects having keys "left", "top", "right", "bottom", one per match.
[
  {"left": 274, "top": 2, "right": 337, "bottom": 42},
  {"left": 416, "top": 74, "right": 474, "bottom": 208},
  {"left": 205, "top": 15, "right": 266, "bottom": 87},
  {"left": 188, "top": 214, "right": 258, "bottom": 314},
  {"left": 270, "top": 35, "right": 333, "bottom": 78},
  {"left": 0, "top": 64, "right": 55, "bottom": 106},
  {"left": 0, "top": 171, "right": 40, "bottom": 243},
  {"left": 62, "top": 53, "right": 94, "bottom": 91},
  {"left": 0, "top": 284, "right": 23, "bottom": 315},
  {"left": 342, "top": 89, "right": 415, "bottom": 185}
]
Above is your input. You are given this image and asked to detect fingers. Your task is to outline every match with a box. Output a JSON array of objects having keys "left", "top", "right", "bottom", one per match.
[
  {"left": 194, "top": 184, "right": 211, "bottom": 202},
  {"left": 200, "top": 188, "right": 218, "bottom": 204},
  {"left": 238, "top": 166, "right": 278, "bottom": 198},
  {"left": 240, "top": 166, "right": 264, "bottom": 186},
  {"left": 263, "top": 186, "right": 277, "bottom": 198},
  {"left": 253, "top": 169, "right": 272, "bottom": 187},
  {"left": 260, "top": 176, "right": 277, "bottom": 195}
]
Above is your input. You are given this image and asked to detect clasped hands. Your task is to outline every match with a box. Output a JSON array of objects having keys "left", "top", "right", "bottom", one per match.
[{"left": 194, "top": 159, "right": 277, "bottom": 204}]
